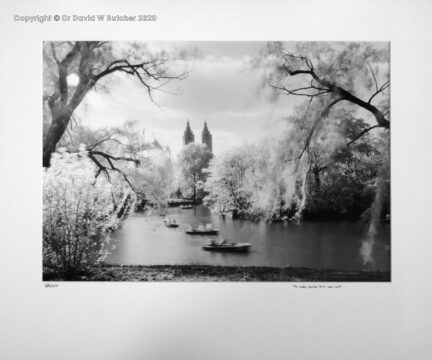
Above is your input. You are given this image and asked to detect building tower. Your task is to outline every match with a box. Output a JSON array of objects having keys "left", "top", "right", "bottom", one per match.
[
  {"left": 201, "top": 121, "right": 213, "bottom": 152},
  {"left": 183, "top": 120, "right": 195, "bottom": 146}
]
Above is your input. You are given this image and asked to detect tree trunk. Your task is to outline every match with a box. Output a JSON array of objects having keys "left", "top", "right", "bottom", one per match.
[
  {"left": 117, "top": 194, "right": 133, "bottom": 220},
  {"left": 43, "top": 109, "right": 72, "bottom": 167},
  {"left": 193, "top": 173, "right": 196, "bottom": 203},
  {"left": 313, "top": 168, "right": 321, "bottom": 189}
]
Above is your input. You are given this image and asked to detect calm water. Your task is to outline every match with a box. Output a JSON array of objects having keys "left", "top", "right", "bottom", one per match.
[{"left": 106, "top": 205, "right": 390, "bottom": 271}]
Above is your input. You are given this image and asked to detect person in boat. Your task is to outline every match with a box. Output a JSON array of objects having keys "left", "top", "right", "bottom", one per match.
[
  {"left": 219, "top": 239, "right": 227, "bottom": 245},
  {"left": 210, "top": 239, "right": 216, "bottom": 246}
]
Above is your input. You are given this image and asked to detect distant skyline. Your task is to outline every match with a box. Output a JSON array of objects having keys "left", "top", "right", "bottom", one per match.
[{"left": 75, "top": 41, "right": 297, "bottom": 157}]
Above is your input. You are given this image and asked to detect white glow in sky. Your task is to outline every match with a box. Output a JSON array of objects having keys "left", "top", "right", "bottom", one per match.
[{"left": 67, "top": 73, "right": 80, "bottom": 87}]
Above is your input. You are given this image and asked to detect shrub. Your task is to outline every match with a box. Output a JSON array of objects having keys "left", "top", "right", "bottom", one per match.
[{"left": 43, "top": 148, "right": 120, "bottom": 278}]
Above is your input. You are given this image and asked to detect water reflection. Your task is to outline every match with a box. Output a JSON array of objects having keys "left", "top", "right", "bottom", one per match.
[{"left": 106, "top": 205, "right": 390, "bottom": 271}]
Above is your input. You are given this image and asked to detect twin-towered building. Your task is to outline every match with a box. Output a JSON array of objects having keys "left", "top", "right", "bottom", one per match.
[{"left": 183, "top": 120, "right": 213, "bottom": 152}]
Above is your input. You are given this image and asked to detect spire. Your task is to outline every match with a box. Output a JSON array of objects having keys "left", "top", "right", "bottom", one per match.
[
  {"left": 183, "top": 120, "right": 195, "bottom": 146},
  {"left": 201, "top": 120, "right": 212, "bottom": 152}
]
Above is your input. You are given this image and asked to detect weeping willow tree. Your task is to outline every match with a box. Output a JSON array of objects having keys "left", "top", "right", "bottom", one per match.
[
  {"left": 42, "top": 42, "right": 187, "bottom": 277},
  {"left": 43, "top": 41, "right": 186, "bottom": 170},
  {"left": 43, "top": 41, "right": 187, "bottom": 220},
  {"left": 260, "top": 41, "right": 390, "bottom": 263}
]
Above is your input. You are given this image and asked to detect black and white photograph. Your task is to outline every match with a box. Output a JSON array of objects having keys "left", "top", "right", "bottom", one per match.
[
  {"left": 42, "top": 41, "right": 390, "bottom": 281},
  {"left": 2, "top": 1, "right": 432, "bottom": 359}
]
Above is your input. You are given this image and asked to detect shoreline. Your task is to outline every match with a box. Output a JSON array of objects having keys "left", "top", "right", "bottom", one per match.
[{"left": 43, "top": 264, "right": 390, "bottom": 282}]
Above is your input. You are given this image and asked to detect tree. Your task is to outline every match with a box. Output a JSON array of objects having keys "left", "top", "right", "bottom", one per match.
[
  {"left": 204, "top": 144, "right": 279, "bottom": 219},
  {"left": 56, "top": 120, "right": 158, "bottom": 194},
  {"left": 131, "top": 148, "right": 175, "bottom": 208},
  {"left": 260, "top": 42, "right": 390, "bottom": 221},
  {"left": 43, "top": 148, "right": 122, "bottom": 278},
  {"left": 275, "top": 104, "right": 387, "bottom": 220},
  {"left": 177, "top": 143, "right": 213, "bottom": 202},
  {"left": 263, "top": 42, "right": 389, "bottom": 158},
  {"left": 204, "top": 146, "right": 252, "bottom": 217},
  {"left": 43, "top": 41, "right": 186, "bottom": 168}
]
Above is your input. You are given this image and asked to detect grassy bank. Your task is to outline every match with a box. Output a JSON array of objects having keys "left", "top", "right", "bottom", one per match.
[{"left": 43, "top": 264, "right": 390, "bottom": 282}]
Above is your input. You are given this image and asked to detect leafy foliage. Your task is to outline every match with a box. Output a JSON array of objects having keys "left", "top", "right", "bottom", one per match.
[
  {"left": 58, "top": 120, "right": 175, "bottom": 207},
  {"left": 204, "top": 145, "right": 257, "bottom": 217},
  {"left": 43, "top": 148, "right": 123, "bottom": 277},
  {"left": 177, "top": 143, "right": 213, "bottom": 201},
  {"left": 204, "top": 143, "right": 295, "bottom": 219},
  {"left": 204, "top": 112, "right": 388, "bottom": 221}
]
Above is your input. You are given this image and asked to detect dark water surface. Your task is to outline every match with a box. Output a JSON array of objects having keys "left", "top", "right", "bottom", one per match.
[{"left": 106, "top": 205, "right": 390, "bottom": 271}]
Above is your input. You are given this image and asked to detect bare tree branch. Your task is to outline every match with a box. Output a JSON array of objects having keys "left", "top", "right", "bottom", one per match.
[
  {"left": 367, "top": 81, "right": 390, "bottom": 104},
  {"left": 89, "top": 150, "right": 140, "bottom": 166},
  {"left": 276, "top": 51, "right": 390, "bottom": 129},
  {"left": 285, "top": 97, "right": 344, "bottom": 164},
  {"left": 299, "top": 97, "right": 313, "bottom": 131},
  {"left": 367, "top": 62, "right": 379, "bottom": 93},
  {"left": 270, "top": 84, "right": 330, "bottom": 98},
  {"left": 44, "top": 41, "right": 186, "bottom": 168},
  {"left": 88, "top": 136, "right": 125, "bottom": 150},
  {"left": 347, "top": 125, "right": 380, "bottom": 146},
  {"left": 88, "top": 150, "right": 140, "bottom": 192},
  {"left": 50, "top": 43, "right": 59, "bottom": 64},
  {"left": 58, "top": 42, "right": 81, "bottom": 104}
]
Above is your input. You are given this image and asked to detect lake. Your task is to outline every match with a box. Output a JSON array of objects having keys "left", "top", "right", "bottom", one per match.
[{"left": 105, "top": 205, "right": 390, "bottom": 271}]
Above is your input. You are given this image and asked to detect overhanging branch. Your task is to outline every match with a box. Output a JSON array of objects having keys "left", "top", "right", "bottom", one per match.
[
  {"left": 88, "top": 150, "right": 140, "bottom": 193},
  {"left": 276, "top": 50, "right": 390, "bottom": 129},
  {"left": 347, "top": 125, "right": 380, "bottom": 146}
]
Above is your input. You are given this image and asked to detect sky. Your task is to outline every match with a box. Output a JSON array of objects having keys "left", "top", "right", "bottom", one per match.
[
  {"left": 73, "top": 41, "right": 389, "bottom": 158},
  {"left": 75, "top": 41, "right": 296, "bottom": 157}
]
